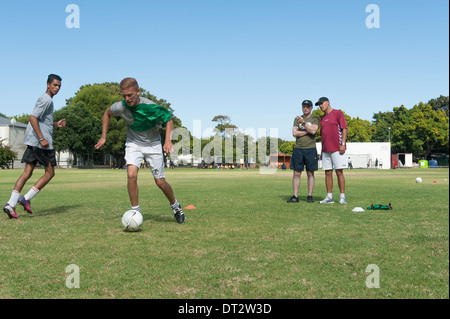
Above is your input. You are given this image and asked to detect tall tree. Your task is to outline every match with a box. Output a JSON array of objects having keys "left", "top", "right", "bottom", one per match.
[
  {"left": 53, "top": 102, "right": 101, "bottom": 160},
  {"left": 428, "top": 95, "right": 449, "bottom": 117},
  {"left": 212, "top": 115, "right": 237, "bottom": 137},
  {"left": 408, "top": 102, "right": 448, "bottom": 158}
]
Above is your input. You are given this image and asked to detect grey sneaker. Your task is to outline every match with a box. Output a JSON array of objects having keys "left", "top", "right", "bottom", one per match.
[
  {"left": 319, "top": 196, "right": 334, "bottom": 204},
  {"left": 339, "top": 197, "right": 347, "bottom": 205}
]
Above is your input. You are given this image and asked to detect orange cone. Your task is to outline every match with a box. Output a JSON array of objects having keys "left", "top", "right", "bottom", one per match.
[{"left": 185, "top": 205, "right": 196, "bottom": 210}]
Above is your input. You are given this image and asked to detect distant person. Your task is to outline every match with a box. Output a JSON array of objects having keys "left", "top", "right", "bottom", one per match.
[
  {"left": 170, "top": 160, "right": 175, "bottom": 170},
  {"left": 287, "top": 100, "right": 320, "bottom": 203},
  {"left": 95, "top": 77, "right": 185, "bottom": 223},
  {"left": 3, "top": 74, "right": 66, "bottom": 219},
  {"left": 315, "top": 97, "right": 348, "bottom": 204}
]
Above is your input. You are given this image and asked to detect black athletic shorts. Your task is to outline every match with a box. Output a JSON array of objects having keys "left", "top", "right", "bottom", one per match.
[
  {"left": 290, "top": 147, "right": 318, "bottom": 172},
  {"left": 21, "top": 146, "right": 57, "bottom": 167}
]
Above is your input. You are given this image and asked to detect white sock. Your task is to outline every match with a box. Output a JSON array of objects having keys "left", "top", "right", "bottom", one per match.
[
  {"left": 340, "top": 193, "right": 345, "bottom": 199},
  {"left": 24, "top": 187, "right": 40, "bottom": 201},
  {"left": 327, "top": 193, "right": 333, "bottom": 199},
  {"left": 132, "top": 205, "right": 141, "bottom": 212},
  {"left": 8, "top": 190, "right": 20, "bottom": 207},
  {"left": 170, "top": 200, "right": 179, "bottom": 209}
]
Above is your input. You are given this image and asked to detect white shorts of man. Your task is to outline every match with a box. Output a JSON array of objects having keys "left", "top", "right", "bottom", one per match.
[
  {"left": 125, "top": 144, "right": 165, "bottom": 179},
  {"left": 322, "top": 151, "right": 348, "bottom": 171},
  {"left": 320, "top": 151, "right": 348, "bottom": 204}
]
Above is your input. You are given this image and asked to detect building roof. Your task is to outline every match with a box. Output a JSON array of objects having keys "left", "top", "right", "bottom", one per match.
[{"left": 0, "top": 116, "right": 28, "bottom": 128}]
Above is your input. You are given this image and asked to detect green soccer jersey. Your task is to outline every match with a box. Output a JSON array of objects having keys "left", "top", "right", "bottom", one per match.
[{"left": 293, "top": 115, "right": 320, "bottom": 149}]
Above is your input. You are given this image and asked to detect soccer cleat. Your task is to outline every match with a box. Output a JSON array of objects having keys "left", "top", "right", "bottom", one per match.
[
  {"left": 287, "top": 196, "right": 299, "bottom": 203},
  {"left": 339, "top": 197, "right": 347, "bottom": 205},
  {"left": 172, "top": 203, "right": 185, "bottom": 224},
  {"left": 307, "top": 196, "right": 314, "bottom": 203},
  {"left": 319, "top": 196, "right": 334, "bottom": 204},
  {"left": 3, "top": 204, "right": 19, "bottom": 219},
  {"left": 18, "top": 196, "right": 33, "bottom": 214}
]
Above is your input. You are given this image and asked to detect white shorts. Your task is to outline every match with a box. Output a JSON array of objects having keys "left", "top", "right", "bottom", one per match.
[
  {"left": 322, "top": 151, "right": 348, "bottom": 170},
  {"left": 125, "top": 143, "right": 165, "bottom": 179}
]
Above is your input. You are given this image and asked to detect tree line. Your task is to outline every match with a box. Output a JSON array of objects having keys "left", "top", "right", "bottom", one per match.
[
  {"left": 280, "top": 95, "right": 448, "bottom": 160},
  {"left": 1, "top": 83, "right": 448, "bottom": 167}
]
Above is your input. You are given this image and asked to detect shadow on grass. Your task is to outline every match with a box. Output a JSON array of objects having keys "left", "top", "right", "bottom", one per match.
[
  {"left": 143, "top": 214, "right": 176, "bottom": 224},
  {"left": 26, "top": 204, "right": 84, "bottom": 217},
  {"left": 279, "top": 195, "right": 317, "bottom": 203}
]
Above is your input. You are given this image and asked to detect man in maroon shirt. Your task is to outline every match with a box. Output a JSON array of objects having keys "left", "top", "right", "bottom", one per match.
[{"left": 315, "top": 97, "right": 348, "bottom": 204}]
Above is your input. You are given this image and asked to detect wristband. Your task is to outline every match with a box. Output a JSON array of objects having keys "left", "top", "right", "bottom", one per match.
[{"left": 39, "top": 138, "right": 45, "bottom": 142}]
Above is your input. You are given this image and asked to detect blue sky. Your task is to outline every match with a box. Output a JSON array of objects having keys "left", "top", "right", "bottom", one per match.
[{"left": 0, "top": 0, "right": 448, "bottom": 141}]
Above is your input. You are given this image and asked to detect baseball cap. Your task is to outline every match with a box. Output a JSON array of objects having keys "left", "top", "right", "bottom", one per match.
[
  {"left": 302, "top": 100, "right": 313, "bottom": 107},
  {"left": 315, "top": 97, "right": 329, "bottom": 106}
]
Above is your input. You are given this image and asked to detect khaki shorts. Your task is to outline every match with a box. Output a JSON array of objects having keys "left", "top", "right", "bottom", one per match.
[{"left": 125, "top": 144, "right": 165, "bottom": 179}]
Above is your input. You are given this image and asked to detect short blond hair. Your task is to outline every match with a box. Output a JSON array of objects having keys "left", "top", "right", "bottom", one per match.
[{"left": 120, "top": 77, "right": 139, "bottom": 91}]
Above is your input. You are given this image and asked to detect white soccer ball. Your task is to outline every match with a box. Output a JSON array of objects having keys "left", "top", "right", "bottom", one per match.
[
  {"left": 415, "top": 177, "right": 423, "bottom": 183},
  {"left": 122, "top": 210, "right": 143, "bottom": 231}
]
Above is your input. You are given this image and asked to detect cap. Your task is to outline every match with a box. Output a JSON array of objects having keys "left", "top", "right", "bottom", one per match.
[
  {"left": 315, "top": 97, "right": 329, "bottom": 106},
  {"left": 302, "top": 100, "right": 313, "bottom": 107}
]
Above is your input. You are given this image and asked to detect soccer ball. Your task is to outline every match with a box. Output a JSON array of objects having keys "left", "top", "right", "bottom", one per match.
[
  {"left": 415, "top": 177, "right": 423, "bottom": 183},
  {"left": 122, "top": 210, "right": 143, "bottom": 231}
]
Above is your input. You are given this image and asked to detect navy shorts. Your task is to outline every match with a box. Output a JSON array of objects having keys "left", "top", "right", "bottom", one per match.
[
  {"left": 290, "top": 148, "right": 318, "bottom": 172},
  {"left": 21, "top": 146, "right": 57, "bottom": 167}
]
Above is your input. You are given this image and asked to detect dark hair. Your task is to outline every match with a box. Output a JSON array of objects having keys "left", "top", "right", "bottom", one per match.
[{"left": 47, "top": 74, "right": 62, "bottom": 84}]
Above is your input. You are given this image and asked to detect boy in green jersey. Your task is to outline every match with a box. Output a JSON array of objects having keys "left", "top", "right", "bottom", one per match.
[{"left": 95, "top": 78, "right": 184, "bottom": 223}]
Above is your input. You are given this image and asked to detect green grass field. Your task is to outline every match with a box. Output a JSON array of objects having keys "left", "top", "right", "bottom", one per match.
[{"left": 0, "top": 167, "right": 448, "bottom": 299}]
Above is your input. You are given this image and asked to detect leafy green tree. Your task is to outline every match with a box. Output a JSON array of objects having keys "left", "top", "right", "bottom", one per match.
[
  {"left": 53, "top": 102, "right": 101, "bottom": 159},
  {"left": 279, "top": 141, "right": 295, "bottom": 155},
  {"left": 428, "top": 95, "right": 449, "bottom": 117},
  {"left": 0, "top": 139, "right": 17, "bottom": 169},
  {"left": 346, "top": 116, "right": 374, "bottom": 142},
  {"left": 212, "top": 115, "right": 237, "bottom": 137},
  {"left": 69, "top": 82, "right": 122, "bottom": 119},
  {"left": 388, "top": 102, "right": 449, "bottom": 158},
  {"left": 408, "top": 102, "right": 448, "bottom": 158},
  {"left": 371, "top": 111, "right": 395, "bottom": 142}
]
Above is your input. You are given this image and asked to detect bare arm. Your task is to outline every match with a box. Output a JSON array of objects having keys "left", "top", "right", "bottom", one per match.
[
  {"left": 94, "top": 107, "right": 114, "bottom": 150},
  {"left": 163, "top": 119, "right": 174, "bottom": 154},
  {"left": 292, "top": 126, "right": 308, "bottom": 137},
  {"left": 339, "top": 128, "right": 347, "bottom": 155}
]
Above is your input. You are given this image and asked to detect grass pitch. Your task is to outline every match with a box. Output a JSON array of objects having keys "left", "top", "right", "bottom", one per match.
[{"left": 0, "top": 167, "right": 448, "bottom": 299}]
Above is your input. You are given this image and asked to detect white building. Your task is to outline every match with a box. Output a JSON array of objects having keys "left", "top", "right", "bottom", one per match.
[
  {"left": 0, "top": 116, "right": 28, "bottom": 169},
  {"left": 316, "top": 142, "right": 391, "bottom": 169},
  {"left": 1, "top": 116, "right": 74, "bottom": 169}
]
